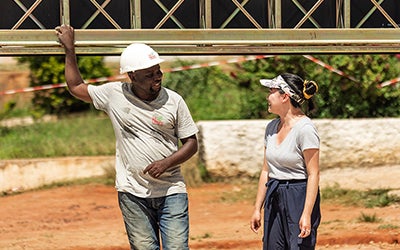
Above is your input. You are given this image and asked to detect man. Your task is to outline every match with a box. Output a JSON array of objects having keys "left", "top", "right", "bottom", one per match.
[{"left": 55, "top": 24, "right": 198, "bottom": 250}]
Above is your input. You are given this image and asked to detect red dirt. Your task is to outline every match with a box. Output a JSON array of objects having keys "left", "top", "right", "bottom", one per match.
[{"left": 0, "top": 182, "right": 399, "bottom": 250}]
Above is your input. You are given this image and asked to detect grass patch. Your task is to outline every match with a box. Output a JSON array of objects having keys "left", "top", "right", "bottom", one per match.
[
  {"left": 219, "top": 181, "right": 258, "bottom": 203},
  {"left": 217, "top": 181, "right": 400, "bottom": 207},
  {"left": 213, "top": 181, "right": 400, "bottom": 206},
  {"left": 357, "top": 212, "right": 381, "bottom": 223},
  {"left": 321, "top": 184, "right": 400, "bottom": 208},
  {"left": 0, "top": 113, "right": 115, "bottom": 159},
  {"left": 190, "top": 232, "right": 213, "bottom": 241},
  {"left": 37, "top": 175, "right": 115, "bottom": 190},
  {"left": 378, "top": 224, "right": 399, "bottom": 230},
  {"left": 0, "top": 105, "right": 33, "bottom": 119}
]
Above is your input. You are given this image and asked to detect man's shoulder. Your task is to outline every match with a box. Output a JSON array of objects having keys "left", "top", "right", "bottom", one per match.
[
  {"left": 89, "top": 81, "right": 124, "bottom": 91},
  {"left": 163, "top": 87, "right": 183, "bottom": 99},
  {"left": 104, "top": 81, "right": 124, "bottom": 87}
]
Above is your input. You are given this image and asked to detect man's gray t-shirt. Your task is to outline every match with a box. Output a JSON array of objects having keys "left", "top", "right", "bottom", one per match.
[
  {"left": 264, "top": 117, "right": 319, "bottom": 180},
  {"left": 88, "top": 82, "right": 198, "bottom": 198}
]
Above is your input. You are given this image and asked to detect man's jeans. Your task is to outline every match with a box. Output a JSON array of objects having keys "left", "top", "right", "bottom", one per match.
[{"left": 118, "top": 192, "right": 189, "bottom": 250}]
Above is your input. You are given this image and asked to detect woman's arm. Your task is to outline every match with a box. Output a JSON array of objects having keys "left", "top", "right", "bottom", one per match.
[
  {"left": 298, "top": 148, "right": 320, "bottom": 238},
  {"left": 250, "top": 146, "right": 269, "bottom": 233}
]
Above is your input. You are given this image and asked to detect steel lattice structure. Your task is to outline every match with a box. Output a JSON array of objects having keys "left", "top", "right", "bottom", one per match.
[{"left": 0, "top": 0, "right": 399, "bottom": 55}]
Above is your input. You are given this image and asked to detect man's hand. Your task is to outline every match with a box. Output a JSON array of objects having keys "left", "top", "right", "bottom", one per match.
[
  {"left": 55, "top": 24, "right": 75, "bottom": 51},
  {"left": 54, "top": 24, "right": 91, "bottom": 102},
  {"left": 143, "top": 160, "right": 169, "bottom": 179}
]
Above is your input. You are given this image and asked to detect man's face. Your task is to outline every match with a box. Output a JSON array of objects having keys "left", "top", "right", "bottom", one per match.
[{"left": 130, "top": 64, "right": 163, "bottom": 99}]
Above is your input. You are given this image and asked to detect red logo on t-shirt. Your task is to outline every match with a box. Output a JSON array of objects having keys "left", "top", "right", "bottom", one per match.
[{"left": 152, "top": 115, "right": 164, "bottom": 125}]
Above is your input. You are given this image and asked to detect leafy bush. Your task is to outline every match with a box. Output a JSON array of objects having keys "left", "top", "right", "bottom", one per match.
[
  {"left": 17, "top": 56, "right": 111, "bottom": 117},
  {"left": 234, "top": 54, "right": 400, "bottom": 118},
  {"left": 163, "top": 59, "right": 244, "bottom": 120},
  {"left": 12, "top": 54, "right": 400, "bottom": 120}
]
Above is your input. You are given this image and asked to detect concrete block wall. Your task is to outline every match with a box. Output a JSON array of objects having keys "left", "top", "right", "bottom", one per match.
[
  {"left": 1, "top": 118, "right": 399, "bottom": 192},
  {"left": 0, "top": 156, "right": 114, "bottom": 192},
  {"left": 197, "top": 118, "right": 400, "bottom": 178}
]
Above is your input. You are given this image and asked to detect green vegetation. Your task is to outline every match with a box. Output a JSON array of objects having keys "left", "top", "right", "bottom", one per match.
[
  {"left": 321, "top": 184, "right": 400, "bottom": 208},
  {"left": 357, "top": 212, "right": 381, "bottom": 223},
  {"left": 164, "top": 55, "right": 400, "bottom": 119},
  {"left": 0, "top": 113, "right": 115, "bottom": 159},
  {"left": 233, "top": 54, "right": 400, "bottom": 118},
  {"left": 208, "top": 181, "right": 400, "bottom": 209},
  {"left": 17, "top": 56, "right": 111, "bottom": 117},
  {"left": 378, "top": 224, "right": 399, "bottom": 230},
  {"left": 0, "top": 102, "right": 32, "bottom": 120},
  {"left": 1, "top": 55, "right": 400, "bottom": 184},
  {"left": 190, "top": 232, "right": 212, "bottom": 241},
  {"left": 219, "top": 182, "right": 258, "bottom": 203},
  {"left": 163, "top": 59, "right": 245, "bottom": 120},
  {"left": 3, "top": 54, "right": 400, "bottom": 121},
  {"left": 2, "top": 53, "right": 400, "bottom": 228}
]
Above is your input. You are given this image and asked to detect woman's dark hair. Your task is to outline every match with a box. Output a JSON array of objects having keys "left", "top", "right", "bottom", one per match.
[{"left": 280, "top": 73, "right": 318, "bottom": 114}]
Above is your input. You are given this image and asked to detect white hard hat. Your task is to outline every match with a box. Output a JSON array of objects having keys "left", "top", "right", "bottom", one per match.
[{"left": 119, "top": 43, "right": 164, "bottom": 74}]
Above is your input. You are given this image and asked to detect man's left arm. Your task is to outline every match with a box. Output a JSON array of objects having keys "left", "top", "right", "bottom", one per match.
[{"left": 143, "top": 134, "right": 198, "bottom": 178}]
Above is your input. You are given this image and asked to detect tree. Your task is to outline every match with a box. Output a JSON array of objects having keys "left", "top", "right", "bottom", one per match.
[
  {"left": 163, "top": 59, "right": 243, "bottom": 120},
  {"left": 18, "top": 56, "right": 111, "bottom": 117},
  {"left": 234, "top": 54, "right": 400, "bottom": 118},
  {"left": 313, "top": 54, "right": 400, "bottom": 118}
]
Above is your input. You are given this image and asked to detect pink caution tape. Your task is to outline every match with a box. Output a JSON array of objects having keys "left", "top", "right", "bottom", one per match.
[
  {"left": 378, "top": 77, "right": 400, "bottom": 88},
  {"left": 303, "top": 55, "right": 359, "bottom": 82},
  {"left": 0, "top": 55, "right": 273, "bottom": 96}
]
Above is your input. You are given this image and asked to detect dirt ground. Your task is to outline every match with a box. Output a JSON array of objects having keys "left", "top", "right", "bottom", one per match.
[
  {"left": 1, "top": 56, "right": 400, "bottom": 250},
  {"left": 0, "top": 181, "right": 399, "bottom": 250}
]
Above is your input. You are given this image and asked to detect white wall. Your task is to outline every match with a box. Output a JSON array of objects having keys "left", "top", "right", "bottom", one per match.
[
  {"left": 0, "top": 156, "right": 114, "bottom": 192},
  {"left": 1, "top": 118, "right": 399, "bottom": 192},
  {"left": 197, "top": 118, "right": 400, "bottom": 178}
]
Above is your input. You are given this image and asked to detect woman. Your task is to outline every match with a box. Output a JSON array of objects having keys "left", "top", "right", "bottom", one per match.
[{"left": 250, "top": 73, "right": 321, "bottom": 250}]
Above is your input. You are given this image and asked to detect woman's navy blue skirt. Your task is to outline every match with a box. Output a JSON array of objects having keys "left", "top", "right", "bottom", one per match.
[{"left": 263, "top": 179, "right": 321, "bottom": 250}]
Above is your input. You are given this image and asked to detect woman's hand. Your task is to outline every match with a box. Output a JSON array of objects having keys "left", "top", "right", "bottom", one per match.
[
  {"left": 298, "top": 213, "right": 311, "bottom": 238},
  {"left": 250, "top": 209, "right": 262, "bottom": 233}
]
